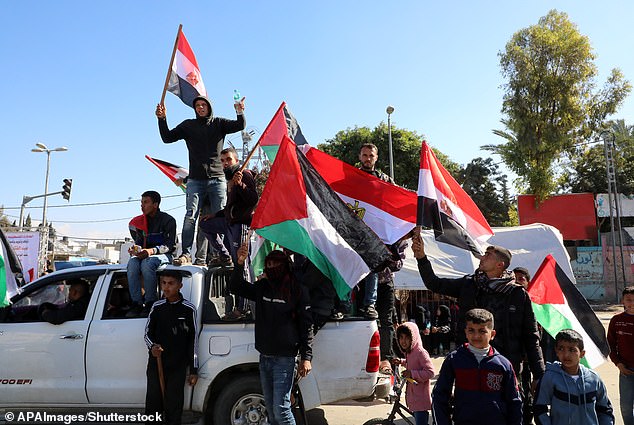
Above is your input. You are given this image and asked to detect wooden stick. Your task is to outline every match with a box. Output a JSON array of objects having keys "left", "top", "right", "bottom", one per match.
[
  {"left": 157, "top": 353, "right": 166, "bottom": 403},
  {"left": 160, "top": 24, "right": 182, "bottom": 105},
  {"left": 238, "top": 139, "right": 262, "bottom": 172}
]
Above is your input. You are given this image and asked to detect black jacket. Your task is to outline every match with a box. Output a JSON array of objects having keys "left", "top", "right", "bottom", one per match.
[
  {"left": 144, "top": 296, "right": 198, "bottom": 373},
  {"left": 40, "top": 295, "right": 90, "bottom": 325},
  {"left": 230, "top": 265, "right": 314, "bottom": 361},
  {"left": 158, "top": 114, "right": 245, "bottom": 179},
  {"left": 130, "top": 209, "right": 177, "bottom": 255},
  {"left": 417, "top": 256, "right": 545, "bottom": 378},
  {"left": 225, "top": 167, "right": 258, "bottom": 225}
]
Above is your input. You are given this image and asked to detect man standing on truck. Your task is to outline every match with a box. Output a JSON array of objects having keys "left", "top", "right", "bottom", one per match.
[
  {"left": 144, "top": 270, "right": 198, "bottom": 425},
  {"left": 156, "top": 96, "right": 246, "bottom": 266},
  {"left": 127, "top": 190, "right": 177, "bottom": 317},
  {"left": 231, "top": 244, "right": 313, "bottom": 425}
]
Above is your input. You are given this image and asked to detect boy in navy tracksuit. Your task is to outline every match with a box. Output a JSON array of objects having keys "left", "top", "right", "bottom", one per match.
[
  {"left": 144, "top": 270, "right": 198, "bottom": 425},
  {"left": 432, "top": 308, "right": 522, "bottom": 425}
]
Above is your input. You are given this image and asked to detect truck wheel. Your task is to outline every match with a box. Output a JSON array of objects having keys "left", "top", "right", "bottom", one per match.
[
  {"left": 211, "top": 374, "right": 268, "bottom": 425},
  {"left": 362, "top": 418, "right": 391, "bottom": 425}
]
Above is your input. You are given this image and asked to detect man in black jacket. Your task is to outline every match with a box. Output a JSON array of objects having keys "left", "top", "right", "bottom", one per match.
[
  {"left": 230, "top": 245, "right": 313, "bottom": 425},
  {"left": 156, "top": 96, "right": 245, "bottom": 266},
  {"left": 144, "top": 270, "right": 198, "bottom": 425},
  {"left": 412, "top": 232, "right": 545, "bottom": 381}
]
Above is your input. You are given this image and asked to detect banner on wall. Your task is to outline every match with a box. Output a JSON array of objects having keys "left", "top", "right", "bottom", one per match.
[
  {"left": 596, "top": 193, "right": 634, "bottom": 218},
  {"left": 6, "top": 232, "right": 40, "bottom": 282}
]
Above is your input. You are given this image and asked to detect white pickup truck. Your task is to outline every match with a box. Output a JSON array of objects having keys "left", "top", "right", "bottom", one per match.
[{"left": 0, "top": 264, "right": 387, "bottom": 424}]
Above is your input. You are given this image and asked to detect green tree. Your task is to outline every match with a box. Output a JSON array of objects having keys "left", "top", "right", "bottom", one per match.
[
  {"left": 0, "top": 206, "right": 13, "bottom": 229},
  {"left": 25, "top": 214, "right": 32, "bottom": 229},
  {"left": 562, "top": 119, "right": 634, "bottom": 194},
  {"left": 485, "top": 10, "right": 631, "bottom": 202},
  {"left": 458, "top": 157, "right": 511, "bottom": 226},
  {"left": 318, "top": 123, "right": 460, "bottom": 189}
]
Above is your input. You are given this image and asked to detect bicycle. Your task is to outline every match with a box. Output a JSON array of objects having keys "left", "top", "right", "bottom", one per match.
[{"left": 362, "top": 372, "right": 416, "bottom": 425}]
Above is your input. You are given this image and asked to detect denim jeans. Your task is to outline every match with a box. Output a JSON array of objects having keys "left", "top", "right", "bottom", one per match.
[
  {"left": 259, "top": 354, "right": 296, "bottom": 425},
  {"left": 413, "top": 410, "right": 430, "bottom": 425},
  {"left": 620, "top": 372, "right": 634, "bottom": 425},
  {"left": 181, "top": 178, "right": 226, "bottom": 256},
  {"left": 362, "top": 272, "right": 378, "bottom": 307},
  {"left": 127, "top": 254, "right": 170, "bottom": 306}
]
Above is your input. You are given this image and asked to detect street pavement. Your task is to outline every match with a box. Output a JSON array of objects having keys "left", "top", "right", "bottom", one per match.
[{"left": 309, "top": 307, "right": 626, "bottom": 425}]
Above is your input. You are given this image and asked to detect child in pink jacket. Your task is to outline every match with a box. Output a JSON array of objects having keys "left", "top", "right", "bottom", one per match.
[{"left": 394, "top": 321, "right": 436, "bottom": 425}]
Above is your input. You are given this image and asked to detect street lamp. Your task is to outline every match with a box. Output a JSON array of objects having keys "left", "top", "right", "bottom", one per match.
[
  {"left": 31, "top": 143, "right": 68, "bottom": 227},
  {"left": 386, "top": 105, "right": 395, "bottom": 181}
]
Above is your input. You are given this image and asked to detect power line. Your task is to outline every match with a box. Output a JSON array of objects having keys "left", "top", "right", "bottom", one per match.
[
  {"left": 1, "top": 193, "right": 185, "bottom": 210},
  {"left": 3, "top": 204, "right": 184, "bottom": 224}
]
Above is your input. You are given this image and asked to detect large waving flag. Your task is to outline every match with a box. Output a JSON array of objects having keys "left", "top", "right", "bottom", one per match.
[
  {"left": 0, "top": 227, "right": 23, "bottom": 307},
  {"left": 258, "top": 102, "right": 416, "bottom": 244},
  {"left": 528, "top": 254, "right": 609, "bottom": 368},
  {"left": 301, "top": 146, "right": 416, "bottom": 244},
  {"left": 166, "top": 28, "right": 206, "bottom": 108},
  {"left": 417, "top": 141, "right": 493, "bottom": 256},
  {"left": 251, "top": 135, "right": 391, "bottom": 299},
  {"left": 146, "top": 155, "right": 188, "bottom": 192}
]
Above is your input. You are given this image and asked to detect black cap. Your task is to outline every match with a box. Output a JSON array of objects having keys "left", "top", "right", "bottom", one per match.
[
  {"left": 513, "top": 266, "right": 531, "bottom": 281},
  {"left": 486, "top": 245, "right": 512, "bottom": 269}
]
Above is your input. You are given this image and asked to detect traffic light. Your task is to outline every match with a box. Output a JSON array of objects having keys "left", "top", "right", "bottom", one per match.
[{"left": 62, "top": 179, "right": 72, "bottom": 201}]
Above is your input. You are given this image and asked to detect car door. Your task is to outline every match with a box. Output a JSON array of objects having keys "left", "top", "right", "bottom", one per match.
[{"left": 0, "top": 269, "right": 105, "bottom": 405}]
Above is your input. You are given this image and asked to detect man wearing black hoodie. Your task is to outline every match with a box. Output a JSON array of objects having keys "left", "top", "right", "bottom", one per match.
[{"left": 156, "top": 96, "right": 246, "bottom": 266}]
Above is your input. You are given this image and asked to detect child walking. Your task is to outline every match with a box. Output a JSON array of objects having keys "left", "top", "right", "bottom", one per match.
[
  {"left": 608, "top": 286, "right": 634, "bottom": 425},
  {"left": 393, "top": 321, "right": 435, "bottom": 425},
  {"left": 432, "top": 308, "right": 522, "bottom": 425},
  {"left": 534, "top": 329, "right": 614, "bottom": 425}
]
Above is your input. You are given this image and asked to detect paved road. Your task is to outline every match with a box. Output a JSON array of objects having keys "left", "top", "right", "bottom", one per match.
[{"left": 310, "top": 308, "right": 626, "bottom": 425}]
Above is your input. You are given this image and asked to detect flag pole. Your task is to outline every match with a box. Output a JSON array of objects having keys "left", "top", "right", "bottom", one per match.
[
  {"left": 239, "top": 140, "right": 262, "bottom": 172},
  {"left": 160, "top": 24, "right": 182, "bottom": 105}
]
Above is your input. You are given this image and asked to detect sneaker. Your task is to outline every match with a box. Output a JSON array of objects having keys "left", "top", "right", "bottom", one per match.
[
  {"left": 193, "top": 258, "right": 207, "bottom": 266},
  {"left": 364, "top": 304, "right": 379, "bottom": 320},
  {"left": 222, "top": 309, "right": 245, "bottom": 321},
  {"left": 330, "top": 311, "right": 344, "bottom": 321},
  {"left": 140, "top": 305, "right": 152, "bottom": 317},
  {"left": 173, "top": 254, "right": 191, "bottom": 266},
  {"left": 209, "top": 256, "right": 233, "bottom": 268}
]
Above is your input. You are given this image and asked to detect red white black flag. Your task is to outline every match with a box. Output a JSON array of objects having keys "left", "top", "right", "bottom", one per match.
[
  {"left": 166, "top": 28, "right": 206, "bottom": 107},
  {"left": 417, "top": 141, "right": 493, "bottom": 256}
]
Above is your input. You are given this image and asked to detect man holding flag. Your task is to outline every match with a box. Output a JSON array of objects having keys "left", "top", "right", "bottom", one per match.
[
  {"left": 412, "top": 235, "right": 545, "bottom": 382},
  {"left": 156, "top": 96, "right": 246, "bottom": 266}
]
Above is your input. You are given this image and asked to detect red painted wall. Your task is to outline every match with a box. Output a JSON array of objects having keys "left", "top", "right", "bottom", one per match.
[{"left": 518, "top": 193, "right": 597, "bottom": 241}]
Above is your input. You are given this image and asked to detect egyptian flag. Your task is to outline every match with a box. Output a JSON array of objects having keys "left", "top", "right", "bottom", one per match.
[
  {"left": 146, "top": 155, "right": 188, "bottom": 192},
  {"left": 257, "top": 102, "right": 416, "bottom": 244},
  {"left": 0, "top": 227, "right": 23, "bottom": 307},
  {"left": 258, "top": 102, "right": 308, "bottom": 162},
  {"left": 528, "top": 254, "right": 609, "bottom": 368},
  {"left": 417, "top": 141, "right": 492, "bottom": 256},
  {"left": 251, "top": 135, "right": 391, "bottom": 299},
  {"left": 166, "top": 28, "right": 206, "bottom": 108}
]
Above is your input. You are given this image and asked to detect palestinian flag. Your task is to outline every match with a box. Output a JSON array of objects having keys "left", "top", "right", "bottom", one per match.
[
  {"left": 528, "top": 254, "right": 609, "bottom": 368},
  {"left": 257, "top": 102, "right": 416, "bottom": 244},
  {"left": 129, "top": 214, "right": 148, "bottom": 247},
  {"left": 251, "top": 135, "right": 391, "bottom": 299},
  {"left": 258, "top": 102, "right": 308, "bottom": 162},
  {"left": 0, "top": 227, "right": 23, "bottom": 307},
  {"left": 249, "top": 233, "right": 279, "bottom": 278},
  {"left": 146, "top": 155, "right": 188, "bottom": 192},
  {"left": 301, "top": 146, "right": 416, "bottom": 244},
  {"left": 166, "top": 28, "right": 207, "bottom": 108},
  {"left": 417, "top": 141, "right": 492, "bottom": 256}
]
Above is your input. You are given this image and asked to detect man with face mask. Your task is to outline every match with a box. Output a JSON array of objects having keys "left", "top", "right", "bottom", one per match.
[
  {"left": 230, "top": 246, "right": 313, "bottom": 425},
  {"left": 156, "top": 96, "right": 246, "bottom": 266},
  {"left": 199, "top": 147, "right": 258, "bottom": 269}
]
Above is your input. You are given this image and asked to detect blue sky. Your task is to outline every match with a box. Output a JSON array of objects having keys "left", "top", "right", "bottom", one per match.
[{"left": 1, "top": 1, "right": 633, "bottom": 241}]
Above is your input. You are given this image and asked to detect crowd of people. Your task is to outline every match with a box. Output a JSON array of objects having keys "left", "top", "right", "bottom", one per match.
[{"left": 115, "top": 96, "right": 634, "bottom": 425}]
